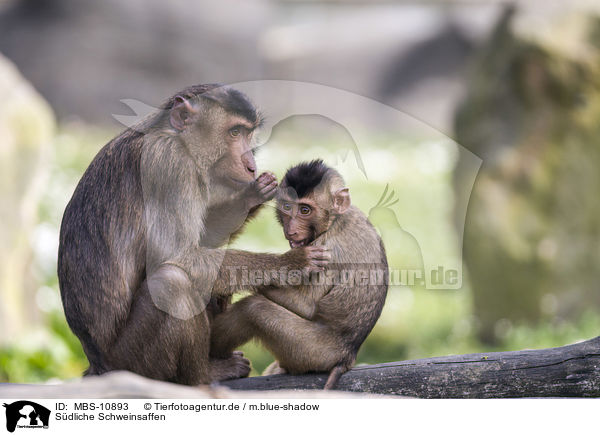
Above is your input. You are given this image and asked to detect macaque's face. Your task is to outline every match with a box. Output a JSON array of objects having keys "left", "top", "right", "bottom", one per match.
[
  {"left": 170, "top": 95, "right": 259, "bottom": 190},
  {"left": 210, "top": 116, "right": 258, "bottom": 187},
  {"left": 277, "top": 194, "right": 329, "bottom": 248},
  {"left": 276, "top": 167, "right": 351, "bottom": 248}
]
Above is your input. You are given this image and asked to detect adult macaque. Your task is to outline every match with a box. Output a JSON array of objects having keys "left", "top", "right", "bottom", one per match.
[
  {"left": 211, "top": 160, "right": 389, "bottom": 389},
  {"left": 58, "top": 85, "right": 329, "bottom": 385}
]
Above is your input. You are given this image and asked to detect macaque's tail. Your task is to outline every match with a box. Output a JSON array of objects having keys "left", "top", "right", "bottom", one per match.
[{"left": 324, "top": 365, "right": 347, "bottom": 390}]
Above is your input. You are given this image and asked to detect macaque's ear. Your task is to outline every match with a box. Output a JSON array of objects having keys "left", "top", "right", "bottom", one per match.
[
  {"left": 333, "top": 187, "right": 351, "bottom": 214},
  {"left": 170, "top": 95, "right": 195, "bottom": 131}
]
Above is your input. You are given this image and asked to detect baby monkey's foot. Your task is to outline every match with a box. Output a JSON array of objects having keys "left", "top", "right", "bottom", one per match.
[{"left": 262, "top": 360, "right": 288, "bottom": 376}]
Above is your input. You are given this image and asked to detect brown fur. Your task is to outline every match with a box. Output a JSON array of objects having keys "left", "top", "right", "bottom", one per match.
[
  {"left": 211, "top": 163, "right": 389, "bottom": 389},
  {"left": 58, "top": 85, "right": 327, "bottom": 385}
]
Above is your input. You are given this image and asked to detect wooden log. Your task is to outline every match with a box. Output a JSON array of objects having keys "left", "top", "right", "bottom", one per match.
[
  {"left": 0, "top": 371, "right": 378, "bottom": 399},
  {"left": 221, "top": 336, "right": 600, "bottom": 398},
  {"left": 2, "top": 338, "right": 598, "bottom": 398}
]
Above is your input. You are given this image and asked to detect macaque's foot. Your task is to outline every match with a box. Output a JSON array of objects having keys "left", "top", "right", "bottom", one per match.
[
  {"left": 210, "top": 351, "right": 251, "bottom": 381},
  {"left": 262, "top": 360, "right": 288, "bottom": 376}
]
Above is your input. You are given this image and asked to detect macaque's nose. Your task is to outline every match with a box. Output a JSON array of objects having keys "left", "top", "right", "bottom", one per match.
[
  {"left": 242, "top": 152, "right": 256, "bottom": 176},
  {"left": 286, "top": 221, "right": 298, "bottom": 237}
]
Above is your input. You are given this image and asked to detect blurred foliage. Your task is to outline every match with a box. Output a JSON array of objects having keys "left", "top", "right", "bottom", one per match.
[{"left": 0, "top": 312, "right": 87, "bottom": 382}]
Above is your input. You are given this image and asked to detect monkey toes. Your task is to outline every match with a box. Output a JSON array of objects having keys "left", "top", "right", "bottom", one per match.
[
  {"left": 262, "top": 360, "right": 288, "bottom": 376},
  {"left": 210, "top": 351, "right": 251, "bottom": 382}
]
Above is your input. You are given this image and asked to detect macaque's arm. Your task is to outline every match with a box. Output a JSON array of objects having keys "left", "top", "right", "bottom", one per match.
[{"left": 202, "top": 172, "right": 277, "bottom": 247}]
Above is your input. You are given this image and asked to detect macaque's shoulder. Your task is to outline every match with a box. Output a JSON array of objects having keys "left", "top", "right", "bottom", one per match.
[{"left": 327, "top": 206, "right": 384, "bottom": 263}]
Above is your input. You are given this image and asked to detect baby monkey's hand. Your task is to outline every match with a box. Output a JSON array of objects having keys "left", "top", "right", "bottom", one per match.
[
  {"left": 281, "top": 245, "right": 331, "bottom": 274},
  {"left": 303, "top": 245, "right": 331, "bottom": 273}
]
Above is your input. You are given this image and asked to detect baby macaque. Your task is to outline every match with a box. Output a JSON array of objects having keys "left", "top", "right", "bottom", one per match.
[{"left": 211, "top": 160, "right": 389, "bottom": 389}]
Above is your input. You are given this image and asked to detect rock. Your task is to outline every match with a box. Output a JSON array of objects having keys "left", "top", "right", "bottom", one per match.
[{"left": 0, "top": 51, "right": 55, "bottom": 343}]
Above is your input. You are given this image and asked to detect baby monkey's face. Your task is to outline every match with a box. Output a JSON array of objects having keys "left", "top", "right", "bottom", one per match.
[
  {"left": 276, "top": 194, "right": 330, "bottom": 248},
  {"left": 276, "top": 160, "right": 351, "bottom": 248}
]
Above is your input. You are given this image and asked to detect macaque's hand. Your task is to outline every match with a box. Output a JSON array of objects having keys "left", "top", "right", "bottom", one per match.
[
  {"left": 247, "top": 171, "right": 278, "bottom": 209},
  {"left": 303, "top": 245, "right": 331, "bottom": 272},
  {"left": 282, "top": 245, "right": 331, "bottom": 273}
]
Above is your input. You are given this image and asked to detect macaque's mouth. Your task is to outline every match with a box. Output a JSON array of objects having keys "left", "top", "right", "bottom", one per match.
[
  {"left": 288, "top": 238, "right": 311, "bottom": 248},
  {"left": 228, "top": 176, "right": 253, "bottom": 186}
]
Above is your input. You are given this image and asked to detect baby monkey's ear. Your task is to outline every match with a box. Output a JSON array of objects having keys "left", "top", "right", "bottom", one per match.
[{"left": 333, "top": 187, "right": 351, "bottom": 214}]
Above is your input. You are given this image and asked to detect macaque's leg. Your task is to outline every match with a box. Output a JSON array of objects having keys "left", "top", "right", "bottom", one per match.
[
  {"left": 109, "top": 282, "right": 249, "bottom": 384},
  {"left": 108, "top": 281, "right": 211, "bottom": 385},
  {"left": 261, "top": 286, "right": 318, "bottom": 320},
  {"left": 210, "top": 300, "right": 256, "bottom": 358},
  {"left": 211, "top": 295, "right": 343, "bottom": 373}
]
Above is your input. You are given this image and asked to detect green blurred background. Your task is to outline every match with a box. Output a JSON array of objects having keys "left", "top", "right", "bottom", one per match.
[{"left": 1, "top": 1, "right": 600, "bottom": 382}]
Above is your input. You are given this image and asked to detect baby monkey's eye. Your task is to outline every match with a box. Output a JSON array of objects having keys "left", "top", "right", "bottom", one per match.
[
  {"left": 282, "top": 203, "right": 292, "bottom": 211},
  {"left": 229, "top": 127, "right": 241, "bottom": 137},
  {"left": 299, "top": 205, "right": 312, "bottom": 216}
]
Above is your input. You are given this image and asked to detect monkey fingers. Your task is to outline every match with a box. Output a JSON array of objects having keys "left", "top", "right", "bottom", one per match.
[
  {"left": 256, "top": 171, "right": 276, "bottom": 185},
  {"left": 304, "top": 245, "right": 331, "bottom": 272},
  {"left": 209, "top": 352, "right": 251, "bottom": 381},
  {"left": 256, "top": 171, "right": 278, "bottom": 201},
  {"left": 259, "top": 182, "right": 277, "bottom": 199},
  {"left": 245, "top": 171, "right": 278, "bottom": 208}
]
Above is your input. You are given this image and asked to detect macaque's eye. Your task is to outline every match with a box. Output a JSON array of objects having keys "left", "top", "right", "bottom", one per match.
[
  {"left": 299, "top": 205, "right": 312, "bottom": 216},
  {"left": 282, "top": 203, "right": 292, "bottom": 212},
  {"left": 229, "top": 127, "right": 241, "bottom": 137}
]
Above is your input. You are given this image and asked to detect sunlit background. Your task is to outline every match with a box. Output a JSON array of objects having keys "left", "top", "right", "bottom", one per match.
[{"left": 1, "top": 0, "right": 599, "bottom": 382}]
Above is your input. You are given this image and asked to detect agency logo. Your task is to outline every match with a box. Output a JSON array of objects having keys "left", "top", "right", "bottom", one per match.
[{"left": 2, "top": 401, "right": 50, "bottom": 433}]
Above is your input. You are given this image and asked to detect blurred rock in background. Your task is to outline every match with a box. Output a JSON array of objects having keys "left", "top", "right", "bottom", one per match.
[
  {"left": 454, "top": 5, "right": 600, "bottom": 343},
  {"left": 0, "top": 52, "right": 55, "bottom": 343}
]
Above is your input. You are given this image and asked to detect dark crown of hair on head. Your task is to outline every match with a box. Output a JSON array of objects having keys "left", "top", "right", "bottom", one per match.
[
  {"left": 283, "top": 159, "right": 330, "bottom": 199},
  {"left": 165, "top": 84, "right": 262, "bottom": 125}
]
